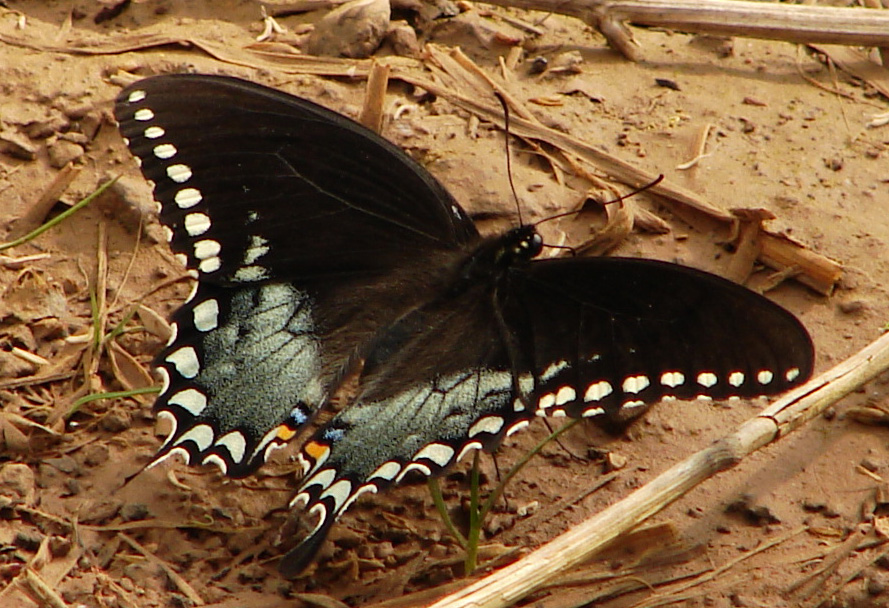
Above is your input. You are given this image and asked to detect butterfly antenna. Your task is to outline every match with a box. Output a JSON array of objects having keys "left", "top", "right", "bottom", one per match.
[
  {"left": 494, "top": 92, "right": 524, "bottom": 227},
  {"left": 534, "top": 174, "right": 666, "bottom": 229}
]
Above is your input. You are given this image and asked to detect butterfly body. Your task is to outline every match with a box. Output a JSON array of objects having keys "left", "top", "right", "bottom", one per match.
[{"left": 114, "top": 74, "right": 814, "bottom": 576}]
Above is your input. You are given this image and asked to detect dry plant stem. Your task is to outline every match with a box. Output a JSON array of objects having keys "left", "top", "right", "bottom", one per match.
[
  {"left": 485, "top": 0, "right": 889, "bottom": 60},
  {"left": 429, "top": 331, "right": 889, "bottom": 608},
  {"left": 360, "top": 62, "right": 390, "bottom": 133},
  {"left": 7, "top": 162, "right": 80, "bottom": 240},
  {"left": 19, "top": 568, "right": 67, "bottom": 608},
  {"left": 117, "top": 533, "right": 204, "bottom": 605}
]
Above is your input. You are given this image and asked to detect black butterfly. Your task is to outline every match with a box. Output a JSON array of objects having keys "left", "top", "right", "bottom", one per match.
[{"left": 114, "top": 74, "right": 814, "bottom": 577}]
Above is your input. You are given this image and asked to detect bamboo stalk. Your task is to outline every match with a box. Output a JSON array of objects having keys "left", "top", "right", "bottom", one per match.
[{"left": 429, "top": 331, "right": 889, "bottom": 608}]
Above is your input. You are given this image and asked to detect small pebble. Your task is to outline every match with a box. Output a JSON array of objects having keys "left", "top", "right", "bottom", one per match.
[
  {"left": 99, "top": 411, "right": 131, "bottom": 433},
  {"left": 861, "top": 458, "right": 881, "bottom": 473},
  {"left": 838, "top": 299, "right": 868, "bottom": 315},
  {"left": 81, "top": 444, "right": 110, "bottom": 467},
  {"left": 0, "top": 464, "right": 36, "bottom": 504},
  {"left": 15, "top": 531, "right": 43, "bottom": 551},
  {"left": 47, "top": 138, "right": 84, "bottom": 168},
  {"left": 49, "top": 536, "right": 72, "bottom": 558},
  {"left": 119, "top": 503, "right": 150, "bottom": 522}
]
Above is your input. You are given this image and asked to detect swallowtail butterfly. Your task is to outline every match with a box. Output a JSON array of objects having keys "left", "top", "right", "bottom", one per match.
[{"left": 114, "top": 74, "right": 814, "bottom": 577}]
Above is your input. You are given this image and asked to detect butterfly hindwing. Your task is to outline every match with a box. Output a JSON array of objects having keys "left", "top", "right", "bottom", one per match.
[{"left": 153, "top": 281, "right": 324, "bottom": 477}]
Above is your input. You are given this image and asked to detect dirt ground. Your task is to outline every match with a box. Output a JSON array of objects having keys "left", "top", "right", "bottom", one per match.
[{"left": 1, "top": 1, "right": 889, "bottom": 607}]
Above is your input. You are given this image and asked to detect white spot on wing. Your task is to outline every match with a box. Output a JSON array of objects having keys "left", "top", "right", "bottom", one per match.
[
  {"left": 729, "top": 371, "right": 745, "bottom": 387},
  {"left": 167, "top": 164, "right": 192, "bottom": 183},
  {"left": 757, "top": 370, "right": 774, "bottom": 385},
  {"left": 194, "top": 239, "right": 221, "bottom": 260},
  {"left": 153, "top": 143, "right": 177, "bottom": 159},
  {"left": 785, "top": 367, "right": 800, "bottom": 382},
  {"left": 134, "top": 108, "right": 154, "bottom": 121},
  {"left": 368, "top": 461, "right": 401, "bottom": 482},
  {"left": 538, "top": 393, "right": 555, "bottom": 410},
  {"left": 291, "top": 492, "right": 309, "bottom": 509},
  {"left": 184, "top": 213, "right": 211, "bottom": 236},
  {"left": 127, "top": 90, "right": 146, "bottom": 103},
  {"left": 199, "top": 256, "right": 222, "bottom": 274},
  {"left": 202, "top": 454, "right": 228, "bottom": 474},
  {"left": 233, "top": 265, "right": 269, "bottom": 282},
  {"left": 468, "top": 416, "right": 504, "bottom": 437},
  {"left": 144, "top": 126, "right": 165, "bottom": 139},
  {"left": 518, "top": 372, "right": 533, "bottom": 395},
  {"left": 175, "top": 188, "right": 202, "bottom": 209},
  {"left": 300, "top": 468, "right": 336, "bottom": 492},
  {"left": 192, "top": 298, "right": 220, "bottom": 332},
  {"left": 413, "top": 443, "right": 455, "bottom": 467},
  {"left": 397, "top": 462, "right": 432, "bottom": 481},
  {"left": 506, "top": 420, "right": 530, "bottom": 436},
  {"left": 157, "top": 366, "right": 171, "bottom": 395},
  {"left": 165, "top": 346, "right": 200, "bottom": 379},
  {"left": 341, "top": 484, "right": 378, "bottom": 514},
  {"left": 584, "top": 380, "right": 612, "bottom": 402},
  {"left": 555, "top": 385, "right": 576, "bottom": 405},
  {"left": 697, "top": 372, "right": 718, "bottom": 388},
  {"left": 167, "top": 388, "right": 207, "bottom": 416},
  {"left": 456, "top": 441, "right": 483, "bottom": 462},
  {"left": 174, "top": 423, "right": 214, "bottom": 452},
  {"left": 541, "top": 360, "right": 569, "bottom": 382},
  {"left": 622, "top": 375, "right": 650, "bottom": 394},
  {"left": 148, "top": 446, "right": 191, "bottom": 469},
  {"left": 582, "top": 406, "right": 605, "bottom": 418},
  {"left": 660, "top": 371, "right": 685, "bottom": 388},
  {"left": 156, "top": 410, "right": 177, "bottom": 447},
  {"left": 320, "top": 479, "right": 352, "bottom": 512},
  {"left": 244, "top": 235, "right": 270, "bottom": 265}
]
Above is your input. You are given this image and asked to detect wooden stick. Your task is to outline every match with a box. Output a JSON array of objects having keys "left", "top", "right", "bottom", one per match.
[
  {"left": 483, "top": 0, "right": 889, "bottom": 60},
  {"left": 360, "top": 62, "right": 390, "bottom": 133},
  {"left": 429, "top": 331, "right": 889, "bottom": 608}
]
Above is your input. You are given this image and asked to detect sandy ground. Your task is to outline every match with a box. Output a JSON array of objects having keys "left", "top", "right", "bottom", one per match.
[{"left": 2, "top": 1, "right": 889, "bottom": 607}]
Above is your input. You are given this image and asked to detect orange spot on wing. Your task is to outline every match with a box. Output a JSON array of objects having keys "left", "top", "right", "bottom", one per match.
[
  {"left": 303, "top": 441, "right": 329, "bottom": 461},
  {"left": 276, "top": 426, "right": 297, "bottom": 441}
]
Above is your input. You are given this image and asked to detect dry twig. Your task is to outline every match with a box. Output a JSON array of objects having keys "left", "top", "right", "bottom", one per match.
[{"left": 481, "top": 0, "right": 889, "bottom": 60}]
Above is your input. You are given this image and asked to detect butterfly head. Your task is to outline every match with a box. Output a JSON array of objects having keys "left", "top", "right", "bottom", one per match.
[{"left": 498, "top": 225, "right": 543, "bottom": 265}]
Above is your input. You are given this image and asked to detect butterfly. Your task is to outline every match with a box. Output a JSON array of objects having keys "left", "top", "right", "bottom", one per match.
[{"left": 114, "top": 74, "right": 814, "bottom": 577}]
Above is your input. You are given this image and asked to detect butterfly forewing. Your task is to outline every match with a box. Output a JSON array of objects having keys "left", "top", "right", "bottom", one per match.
[{"left": 115, "top": 74, "right": 479, "bottom": 285}]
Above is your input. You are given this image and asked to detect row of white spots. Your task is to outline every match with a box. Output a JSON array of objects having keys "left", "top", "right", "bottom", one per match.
[
  {"left": 127, "top": 93, "right": 278, "bottom": 282},
  {"left": 534, "top": 365, "right": 804, "bottom": 418},
  {"left": 194, "top": 239, "right": 222, "bottom": 274}
]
